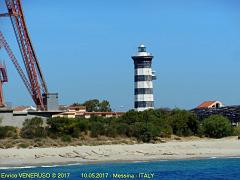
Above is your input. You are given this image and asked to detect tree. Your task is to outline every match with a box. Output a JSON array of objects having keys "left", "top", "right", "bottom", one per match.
[
  {"left": 70, "top": 102, "right": 81, "bottom": 106},
  {"left": 82, "top": 99, "right": 112, "bottom": 112},
  {"left": 202, "top": 115, "right": 233, "bottom": 138},
  {"left": 99, "top": 100, "right": 111, "bottom": 112},
  {"left": 83, "top": 99, "right": 100, "bottom": 112}
]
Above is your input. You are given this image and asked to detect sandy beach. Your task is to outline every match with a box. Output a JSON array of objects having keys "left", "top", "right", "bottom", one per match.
[{"left": 0, "top": 137, "right": 240, "bottom": 167}]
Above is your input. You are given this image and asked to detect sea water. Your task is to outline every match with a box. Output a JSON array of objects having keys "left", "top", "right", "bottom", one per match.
[{"left": 0, "top": 157, "right": 240, "bottom": 180}]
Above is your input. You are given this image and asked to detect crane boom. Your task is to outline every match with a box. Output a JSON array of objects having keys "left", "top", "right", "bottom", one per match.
[
  {"left": 0, "top": 31, "right": 33, "bottom": 98},
  {"left": 4, "top": 0, "right": 48, "bottom": 110}
]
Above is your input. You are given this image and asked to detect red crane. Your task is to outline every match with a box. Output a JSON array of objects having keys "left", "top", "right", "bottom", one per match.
[
  {"left": 0, "top": 0, "right": 48, "bottom": 110},
  {"left": 0, "top": 62, "right": 8, "bottom": 107},
  {"left": 0, "top": 31, "right": 33, "bottom": 101}
]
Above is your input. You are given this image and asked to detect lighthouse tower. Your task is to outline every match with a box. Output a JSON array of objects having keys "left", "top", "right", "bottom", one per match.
[{"left": 132, "top": 44, "right": 156, "bottom": 111}]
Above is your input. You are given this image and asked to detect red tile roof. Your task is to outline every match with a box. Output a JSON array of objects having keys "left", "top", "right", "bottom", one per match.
[
  {"left": 14, "top": 106, "right": 29, "bottom": 111},
  {"left": 196, "top": 101, "right": 217, "bottom": 109}
]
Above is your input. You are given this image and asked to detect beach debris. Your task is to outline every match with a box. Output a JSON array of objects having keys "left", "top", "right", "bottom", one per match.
[
  {"left": 34, "top": 154, "right": 45, "bottom": 159},
  {"left": 91, "top": 150, "right": 105, "bottom": 156},
  {"left": 162, "top": 153, "right": 175, "bottom": 155},
  {"left": 136, "top": 150, "right": 145, "bottom": 154}
]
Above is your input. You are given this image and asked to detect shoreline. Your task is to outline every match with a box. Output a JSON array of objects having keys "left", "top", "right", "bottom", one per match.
[
  {"left": 1, "top": 137, "right": 240, "bottom": 168},
  {"left": 1, "top": 155, "right": 240, "bottom": 169}
]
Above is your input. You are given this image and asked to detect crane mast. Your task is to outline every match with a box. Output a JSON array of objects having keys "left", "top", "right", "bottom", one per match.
[{"left": 1, "top": 0, "right": 49, "bottom": 110}]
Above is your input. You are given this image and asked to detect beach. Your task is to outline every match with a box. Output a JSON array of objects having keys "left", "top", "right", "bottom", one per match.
[{"left": 0, "top": 136, "right": 240, "bottom": 167}]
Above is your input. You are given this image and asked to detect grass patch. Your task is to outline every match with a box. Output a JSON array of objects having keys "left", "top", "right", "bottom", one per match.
[{"left": 18, "top": 143, "right": 29, "bottom": 148}]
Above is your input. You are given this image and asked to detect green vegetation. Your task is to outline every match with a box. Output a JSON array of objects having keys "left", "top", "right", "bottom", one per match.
[
  {"left": 169, "top": 109, "right": 199, "bottom": 136},
  {"left": 18, "top": 143, "right": 29, "bottom": 148},
  {"left": 202, "top": 115, "right": 233, "bottom": 138},
  {"left": 20, "top": 117, "right": 47, "bottom": 138},
  {"left": 45, "top": 109, "right": 237, "bottom": 141},
  {"left": 71, "top": 99, "right": 112, "bottom": 112},
  {"left": 233, "top": 126, "right": 240, "bottom": 136},
  {"left": 0, "top": 117, "right": 18, "bottom": 139},
  {"left": 0, "top": 126, "right": 18, "bottom": 139},
  {"left": 0, "top": 108, "right": 238, "bottom": 149},
  {"left": 45, "top": 109, "right": 200, "bottom": 142},
  {"left": 61, "top": 135, "right": 72, "bottom": 142}
]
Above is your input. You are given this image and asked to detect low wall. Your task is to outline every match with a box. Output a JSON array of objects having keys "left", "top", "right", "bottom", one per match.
[{"left": 0, "top": 110, "right": 61, "bottom": 128}]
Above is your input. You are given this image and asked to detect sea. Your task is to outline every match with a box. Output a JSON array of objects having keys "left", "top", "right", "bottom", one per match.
[{"left": 0, "top": 157, "right": 240, "bottom": 180}]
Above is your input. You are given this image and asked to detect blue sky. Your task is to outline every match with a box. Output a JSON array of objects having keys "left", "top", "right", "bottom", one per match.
[{"left": 1, "top": 0, "right": 240, "bottom": 111}]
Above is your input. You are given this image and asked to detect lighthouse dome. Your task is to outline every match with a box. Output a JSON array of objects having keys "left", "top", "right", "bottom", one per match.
[{"left": 135, "top": 44, "right": 151, "bottom": 56}]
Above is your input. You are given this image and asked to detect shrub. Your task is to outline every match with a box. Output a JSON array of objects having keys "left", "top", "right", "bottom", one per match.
[
  {"left": 21, "top": 118, "right": 47, "bottom": 138},
  {"left": 90, "top": 122, "right": 105, "bottom": 137},
  {"left": 132, "top": 122, "right": 157, "bottom": 143},
  {"left": 61, "top": 135, "right": 72, "bottom": 142},
  {"left": 0, "top": 126, "right": 18, "bottom": 139},
  {"left": 105, "top": 126, "right": 117, "bottom": 138},
  {"left": 72, "top": 127, "right": 81, "bottom": 138},
  {"left": 120, "top": 110, "right": 143, "bottom": 124},
  {"left": 47, "top": 117, "right": 76, "bottom": 135},
  {"left": 160, "top": 126, "right": 172, "bottom": 138},
  {"left": 126, "top": 125, "right": 135, "bottom": 137},
  {"left": 197, "top": 124, "right": 205, "bottom": 137},
  {"left": 139, "top": 130, "right": 152, "bottom": 143},
  {"left": 47, "top": 132, "right": 58, "bottom": 139},
  {"left": 18, "top": 143, "right": 29, "bottom": 148},
  {"left": 202, "top": 115, "right": 233, "bottom": 138},
  {"left": 170, "top": 109, "right": 199, "bottom": 136},
  {"left": 233, "top": 126, "right": 240, "bottom": 136},
  {"left": 77, "top": 119, "right": 89, "bottom": 132},
  {"left": 116, "top": 123, "right": 129, "bottom": 135},
  {"left": 147, "top": 123, "right": 161, "bottom": 139}
]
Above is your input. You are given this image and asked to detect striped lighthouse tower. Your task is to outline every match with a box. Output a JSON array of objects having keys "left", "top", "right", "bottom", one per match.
[{"left": 132, "top": 44, "right": 156, "bottom": 111}]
